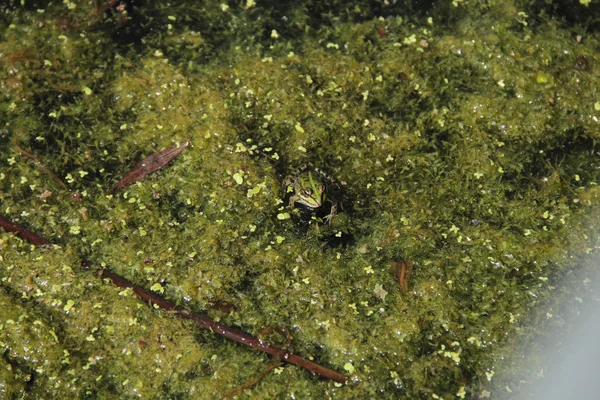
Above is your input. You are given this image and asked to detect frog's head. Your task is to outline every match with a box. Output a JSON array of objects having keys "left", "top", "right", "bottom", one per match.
[{"left": 297, "top": 171, "right": 326, "bottom": 208}]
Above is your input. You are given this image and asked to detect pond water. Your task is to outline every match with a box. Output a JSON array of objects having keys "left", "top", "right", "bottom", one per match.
[{"left": 1, "top": 1, "right": 600, "bottom": 398}]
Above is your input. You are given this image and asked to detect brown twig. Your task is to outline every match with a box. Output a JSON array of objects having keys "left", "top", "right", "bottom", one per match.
[
  {"left": 222, "top": 352, "right": 284, "bottom": 398},
  {"left": 0, "top": 215, "right": 346, "bottom": 383},
  {"left": 12, "top": 135, "right": 67, "bottom": 189},
  {"left": 221, "top": 327, "right": 293, "bottom": 397},
  {"left": 100, "top": 269, "right": 347, "bottom": 383},
  {"left": 0, "top": 216, "right": 51, "bottom": 247}
]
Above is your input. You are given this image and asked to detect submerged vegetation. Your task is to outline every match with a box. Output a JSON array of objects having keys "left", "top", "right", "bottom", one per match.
[{"left": 2, "top": 0, "right": 600, "bottom": 398}]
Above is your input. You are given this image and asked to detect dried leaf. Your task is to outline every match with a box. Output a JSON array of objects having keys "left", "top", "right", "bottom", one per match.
[
  {"left": 389, "top": 260, "right": 413, "bottom": 293},
  {"left": 108, "top": 138, "right": 190, "bottom": 193}
]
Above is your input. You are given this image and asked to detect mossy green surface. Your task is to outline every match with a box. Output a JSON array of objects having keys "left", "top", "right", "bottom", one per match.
[{"left": 2, "top": 0, "right": 600, "bottom": 398}]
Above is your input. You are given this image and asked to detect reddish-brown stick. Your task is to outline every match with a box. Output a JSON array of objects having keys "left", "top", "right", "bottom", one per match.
[
  {"left": 0, "top": 215, "right": 347, "bottom": 383},
  {"left": 0, "top": 216, "right": 51, "bottom": 246},
  {"left": 100, "top": 269, "right": 347, "bottom": 383}
]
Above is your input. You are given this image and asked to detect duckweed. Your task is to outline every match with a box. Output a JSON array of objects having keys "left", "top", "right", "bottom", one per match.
[{"left": 1, "top": 1, "right": 600, "bottom": 398}]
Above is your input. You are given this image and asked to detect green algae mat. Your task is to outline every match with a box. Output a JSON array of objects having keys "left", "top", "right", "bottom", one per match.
[{"left": 2, "top": 1, "right": 600, "bottom": 398}]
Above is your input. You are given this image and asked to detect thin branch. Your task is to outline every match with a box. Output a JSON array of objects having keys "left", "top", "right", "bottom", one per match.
[
  {"left": 222, "top": 353, "right": 284, "bottom": 398},
  {"left": 0, "top": 216, "right": 51, "bottom": 246},
  {"left": 0, "top": 215, "right": 347, "bottom": 383},
  {"left": 100, "top": 269, "right": 347, "bottom": 383},
  {"left": 12, "top": 135, "right": 67, "bottom": 189}
]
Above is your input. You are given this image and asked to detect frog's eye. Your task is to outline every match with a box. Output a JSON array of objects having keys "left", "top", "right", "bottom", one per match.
[
  {"left": 318, "top": 185, "right": 325, "bottom": 193},
  {"left": 303, "top": 189, "right": 313, "bottom": 197}
]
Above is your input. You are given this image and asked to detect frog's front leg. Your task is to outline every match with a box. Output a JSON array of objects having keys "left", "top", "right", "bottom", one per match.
[
  {"left": 324, "top": 201, "right": 338, "bottom": 225},
  {"left": 288, "top": 194, "right": 300, "bottom": 211}
]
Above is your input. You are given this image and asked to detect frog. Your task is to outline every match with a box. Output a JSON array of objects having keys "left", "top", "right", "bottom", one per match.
[{"left": 283, "top": 165, "right": 341, "bottom": 224}]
